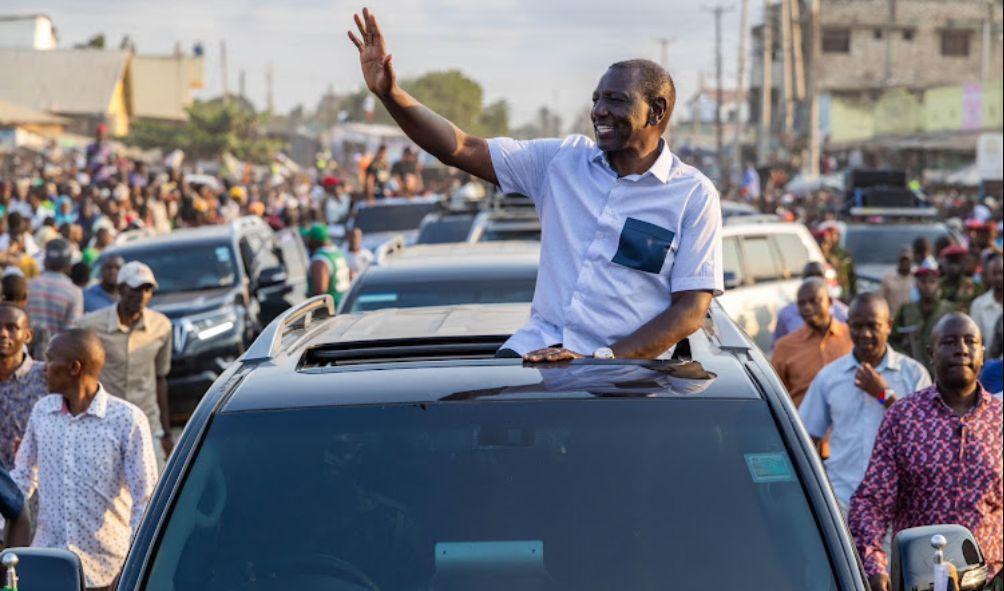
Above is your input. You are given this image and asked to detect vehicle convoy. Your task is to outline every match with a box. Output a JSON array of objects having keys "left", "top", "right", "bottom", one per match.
[
  {"left": 96, "top": 217, "right": 309, "bottom": 420},
  {"left": 5, "top": 296, "right": 995, "bottom": 590},
  {"left": 340, "top": 241, "right": 539, "bottom": 313},
  {"left": 346, "top": 196, "right": 443, "bottom": 251}
]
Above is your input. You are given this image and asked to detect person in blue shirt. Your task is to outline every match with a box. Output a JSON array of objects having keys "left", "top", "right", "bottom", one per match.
[{"left": 83, "top": 255, "right": 123, "bottom": 313}]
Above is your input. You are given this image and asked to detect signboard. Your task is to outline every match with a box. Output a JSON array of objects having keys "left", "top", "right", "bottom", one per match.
[{"left": 977, "top": 133, "right": 1004, "bottom": 180}]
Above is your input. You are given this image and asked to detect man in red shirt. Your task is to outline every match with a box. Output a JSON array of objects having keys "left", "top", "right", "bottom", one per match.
[{"left": 849, "top": 313, "right": 1002, "bottom": 591}]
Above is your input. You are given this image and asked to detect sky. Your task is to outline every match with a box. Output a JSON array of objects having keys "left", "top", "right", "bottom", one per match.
[{"left": 11, "top": 0, "right": 763, "bottom": 127}]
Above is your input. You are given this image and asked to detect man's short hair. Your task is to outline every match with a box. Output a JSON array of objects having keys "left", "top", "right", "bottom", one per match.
[
  {"left": 608, "top": 59, "right": 676, "bottom": 122},
  {"left": 849, "top": 292, "right": 890, "bottom": 316},
  {"left": 1, "top": 274, "right": 27, "bottom": 302}
]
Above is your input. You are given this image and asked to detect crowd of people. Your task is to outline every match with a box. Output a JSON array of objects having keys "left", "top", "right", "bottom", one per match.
[
  {"left": 771, "top": 228, "right": 1002, "bottom": 590},
  {"left": 0, "top": 36, "right": 1001, "bottom": 588}
]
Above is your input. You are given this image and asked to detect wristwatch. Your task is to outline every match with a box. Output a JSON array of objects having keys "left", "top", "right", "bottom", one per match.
[{"left": 593, "top": 347, "right": 615, "bottom": 359}]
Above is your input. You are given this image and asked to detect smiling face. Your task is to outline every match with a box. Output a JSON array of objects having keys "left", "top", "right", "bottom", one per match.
[
  {"left": 848, "top": 296, "right": 891, "bottom": 363},
  {"left": 590, "top": 66, "right": 667, "bottom": 153},
  {"left": 930, "top": 314, "right": 983, "bottom": 391}
]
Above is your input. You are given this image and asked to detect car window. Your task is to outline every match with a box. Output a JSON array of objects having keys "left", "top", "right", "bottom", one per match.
[
  {"left": 843, "top": 226, "right": 949, "bottom": 265},
  {"left": 344, "top": 276, "right": 537, "bottom": 312},
  {"left": 743, "top": 236, "right": 783, "bottom": 283},
  {"left": 723, "top": 236, "right": 744, "bottom": 285},
  {"left": 353, "top": 202, "right": 442, "bottom": 233},
  {"left": 274, "top": 231, "right": 307, "bottom": 280},
  {"left": 772, "top": 233, "right": 810, "bottom": 278},
  {"left": 107, "top": 243, "right": 237, "bottom": 294},
  {"left": 416, "top": 216, "right": 476, "bottom": 244},
  {"left": 146, "top": 400, "right": 837, "bottom": 591}
]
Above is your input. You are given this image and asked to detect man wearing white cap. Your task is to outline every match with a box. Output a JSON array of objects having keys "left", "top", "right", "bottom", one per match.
[{"left": 75, "top": 261, "right": 174, "bottom": 465}]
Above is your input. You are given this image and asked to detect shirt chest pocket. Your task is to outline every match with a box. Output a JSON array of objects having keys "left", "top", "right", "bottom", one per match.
[{"left": 611, "top": 217, "right": 676, "bottom": 275}]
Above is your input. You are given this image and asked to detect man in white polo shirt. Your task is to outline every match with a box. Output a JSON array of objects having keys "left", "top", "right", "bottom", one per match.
[{"left": 348, "top": 8, "right": 722, "bottom": 360}]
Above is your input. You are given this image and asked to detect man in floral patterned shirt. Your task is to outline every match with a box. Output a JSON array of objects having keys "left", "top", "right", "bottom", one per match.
[{"left": 848, "top": 313, "right": 1002, "bottom": 591}]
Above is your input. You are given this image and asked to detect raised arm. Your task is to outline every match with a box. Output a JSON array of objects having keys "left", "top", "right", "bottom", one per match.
[{"left": 348, "top": 8, "right": 498, "bottom": 185}]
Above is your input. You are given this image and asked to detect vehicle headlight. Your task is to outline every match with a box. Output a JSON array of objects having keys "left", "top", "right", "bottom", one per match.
[
  {"left": 190, "top": 306, "right": 241, "bottom": 340},
  {"left": 175, "top": 306, "right": 242, "bottom": 353}
]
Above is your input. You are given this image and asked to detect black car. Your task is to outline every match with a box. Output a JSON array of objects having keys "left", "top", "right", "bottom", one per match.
[
  {"left": 11, "top": 300, "right": 997, "bottom": 590},
  {"left": 339, "top": 241, "right": 539, "bottom": 313},
  {"left": 96, "top": 216, "right": 309, "bottom": 420},
  {"left": 841, "top": 222, "right": 963, "bottom": 293}
]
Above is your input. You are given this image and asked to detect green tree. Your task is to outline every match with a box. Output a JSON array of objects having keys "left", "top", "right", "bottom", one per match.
[
  {"left": 75, "top": 34, "right": 106, "bottom": 49},
  {"left": 474, "top": 99, "right": 510, "bottom": 137},
  {"left": 124, "top": 98, "right": 282, "bottom": 164}
]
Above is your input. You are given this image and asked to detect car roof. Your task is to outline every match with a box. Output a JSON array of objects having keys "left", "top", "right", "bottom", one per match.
[
  {"left": 104, "top": 217, "right": 267, "bottom": 251},
  {"left": 371, "top": 241, "right": 540, "bottom": 276},
  {"left": 223, "top": 300, "right": 762, "bottom": 412},
  {"left": 720, "top": 221, "right": 812, "bottom": 236}
]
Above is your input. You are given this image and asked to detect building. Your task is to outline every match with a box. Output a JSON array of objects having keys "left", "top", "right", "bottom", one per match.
[
  {"left": 0, "top": 99, "right": 67, "bottom": 152},
  {"left": 749, "top": 0, "right": 1004, "bottom": 171},
  {"left": 0, "top": 47, "right": 205, "bottom": 137},
  {"left": 0, "top": 14, "right": 57, "bottom": 50}
]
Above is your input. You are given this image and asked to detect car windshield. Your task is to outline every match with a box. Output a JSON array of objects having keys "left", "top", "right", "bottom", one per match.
[
  {"left": 146, "top": 400, "right": 836, "bottom": 591},
  {"left": 416, "top": 216, "right": 476, "bottom": 244},
  {"left": 844, "top": 226, "right": 949, "bottom": 265},
  {"left": 353, "top": 202, "right": 442, "bottom": 233},
  {"left": 345, "top": 275, "right": 536, "bottom": 312},
  {"left": 111, "top": 243, "right": 237, "bottom": 294}
]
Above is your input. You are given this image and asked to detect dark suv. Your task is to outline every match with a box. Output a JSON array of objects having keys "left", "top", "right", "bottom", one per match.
[
  {"left": 11, "top": 299, "right": 997, "bottom": 590},
  {"left": 95, "top": 217, "right": 309, "bottom": 420}
]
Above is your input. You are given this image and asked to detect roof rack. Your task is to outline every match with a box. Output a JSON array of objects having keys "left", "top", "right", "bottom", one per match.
[{"left": 242, "top": 295, "right": 336, "bottom": 363}]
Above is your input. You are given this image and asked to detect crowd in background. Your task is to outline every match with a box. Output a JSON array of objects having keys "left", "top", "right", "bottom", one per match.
[{"left": 0, "top": 127, "right": 1001, "bottom": 589}]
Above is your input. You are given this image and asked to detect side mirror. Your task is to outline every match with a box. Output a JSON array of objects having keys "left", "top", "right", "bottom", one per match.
[
  {"left": 890, "top": 524, "right": 989, "bottom": 591},
  {"left": 255, "top": 265, "right": 287, "bottom": 289},
  {"left": 723, "top": 271, "right": 742, "bottom": 290},
  {"left": 0, "top": 548, "right": 85, "bottom": 591}
]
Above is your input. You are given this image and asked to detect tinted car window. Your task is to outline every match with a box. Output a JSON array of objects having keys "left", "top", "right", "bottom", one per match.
[
  {"left": 843, "top": 225, "right": 950, "bottom": 265},
  {"left": 345, "top": 276, "right": 536, "bottom": 312},
  {"left": 723, "top": 236, "right": 744, "bottom": 285},
  {"left": 353, "top": 202, "right": 441, "bottom": 233},
  {"left": 416, "top": 215, "right": 476, "bottom": 244},
  {"left": 146, "top": 400, "right": 836, "bottom": 591},
  {"left": 743, "top": 236, "right": 783, "bottom": 283},
  {"left": 275, "top": 231, "right": 307, "bottom": 280},
  {"left": 773, "top": 232, "right": 810, "bottom": 278},
  {"left": 481, "top": 228, "right": 541, "bottom": 242},
  {"left": 109, "top": 243, "right": 237, "bottom": 294}
]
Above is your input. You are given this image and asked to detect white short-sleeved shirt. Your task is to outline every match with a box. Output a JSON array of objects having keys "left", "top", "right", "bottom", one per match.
[
  {"left": 487, "top": 135, "right": 723, "bottom": 355},
  {"left": 798, "top": 349, "right": 932, "bottom": 506}
]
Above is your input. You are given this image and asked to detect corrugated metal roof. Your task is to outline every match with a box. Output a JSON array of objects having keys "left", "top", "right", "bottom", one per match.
[
  {"left": 0, "top": 98, "right": 66, "bottom": 125},
  {"left": 0, "top": 48, "right": 128, "bottom": 115}
]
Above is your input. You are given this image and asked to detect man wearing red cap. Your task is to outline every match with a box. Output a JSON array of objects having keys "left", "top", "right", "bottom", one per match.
[
  {"left": 939, "top": 244, "right": 984, "bottom": 310},
  {"left": 891, "top": 264, "right": 956, "bottom": 373}
]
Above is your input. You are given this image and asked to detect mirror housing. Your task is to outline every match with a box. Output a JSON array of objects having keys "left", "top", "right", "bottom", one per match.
[
  {"left": 0, "top": 548, "right": 85, "bottom": 591},
  {"left": 255, "top": 265, "right": 287, "bottom": 289},
  {"left": 890, "top": 524, "right": 988, "bottom": 591},
  {"left": 723, "top": 271, "right": 742, "bottom": 290}
]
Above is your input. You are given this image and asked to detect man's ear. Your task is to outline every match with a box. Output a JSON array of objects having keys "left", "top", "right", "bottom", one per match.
[
  {"left": 23, "top": 327, "right": 32, "bottom": 345},
  {"left": 70, "top": 359, "right": 83, "bottom": 377},
  {"left": 648, "top": 97, "right": 669, "bottom": 127}
]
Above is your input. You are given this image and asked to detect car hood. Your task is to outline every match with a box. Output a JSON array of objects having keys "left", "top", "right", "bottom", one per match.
[{"left": 151, "top": 287, "right": 238, "bottom": 319}]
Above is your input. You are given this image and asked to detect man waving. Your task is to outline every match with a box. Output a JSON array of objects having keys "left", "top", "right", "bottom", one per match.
[{"left": 349, "top": 8, "right": 722, "bottom": 360}]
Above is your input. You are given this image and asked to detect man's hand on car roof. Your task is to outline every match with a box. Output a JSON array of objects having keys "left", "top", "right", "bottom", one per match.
[{"left": 524, "top": 347, "right": 585, "bottom": 363}]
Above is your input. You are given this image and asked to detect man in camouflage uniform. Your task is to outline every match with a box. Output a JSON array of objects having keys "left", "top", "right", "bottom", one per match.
[
  {"left": 891, "top": 265, "right": 955, "bottom": 374},
  {"left": 816, "top": 223, "right": 856, "bottom": 300},
  {"left": 939, "top": 245, "right": 984, "bottom": 311}
]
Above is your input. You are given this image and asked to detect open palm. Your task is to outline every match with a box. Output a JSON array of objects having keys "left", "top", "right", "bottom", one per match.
[{"left": 348, "top": 8, "right": 395, "bottom": 98}]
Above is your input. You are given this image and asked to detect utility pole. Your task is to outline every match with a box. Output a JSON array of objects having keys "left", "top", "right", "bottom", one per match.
[
  {"left": 790, "top": 0, "right": 805, "bottom": 100},
  {"left": 220, "top": 40, "right": 229, "bottom": 104},
  {"left": 780, "top": 0, "right": 794, "bottom": 133},
  {"left": 238, "top": 69, "right": 246, "bottom": 99},
  {"left": 758, "top": 0, "right": 774, "bottom": 165},
  {"left": 982, "top": 0, "right": 994, "bottom": 83},
  {"left": 734, "top": 0, "right": 750, "bottom": 181},
  {"left": 654, "top": 37, "right": 674, "bottom": 69},
  {"left": 806, "top": 0, "right": 821, "bottom": 176},
  {"left": 266, "top": 62, "right": 274, "bottom": 113},
  {"left": 705, "top": 3, "right": 734, "bottom": 185}
]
